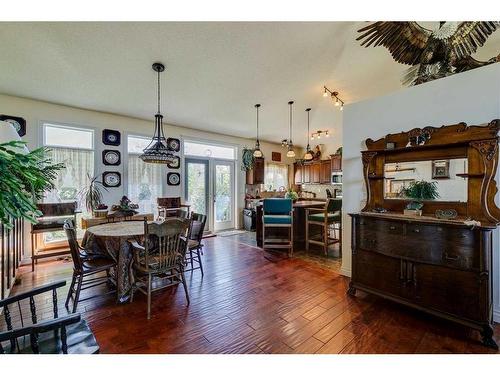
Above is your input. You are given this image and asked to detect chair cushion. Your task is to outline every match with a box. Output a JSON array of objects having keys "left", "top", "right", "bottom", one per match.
[
  {"left": 187, "top": 239, "right": 201, "bottom": 250},
  {"left": 82, "top": 257, "right": 115, "bottom": 271},
  {"left": 308, "top": 212, "right": 341, "bottom": 223},
  {"left": 263, "top": 215, "right": 292, "bottom": 225},
  {"left": 8, "top": 319, "right": 99, "bottom": 354}
]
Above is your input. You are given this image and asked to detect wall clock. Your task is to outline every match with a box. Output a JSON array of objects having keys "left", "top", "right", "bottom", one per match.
[
  {"left": 102, "top": 172, "right": 121, "bottom": 188},
  {"left": 102, "top": 149, "right": 121, "bottom": 166},
  {"left": 102, "top": 129, "right": 121, "bottom": 146},
  {"left": 168, "top": 155, "right": 180, "bottom": 169},
  {"left": 0, "top": 115, "right": 26, "bottom": 137},
  {"left": 167, "top": 137, "right": 180, "bottom": 152},
  {"left": 167, "top": 172, "right": 180, "bottom": 186}
]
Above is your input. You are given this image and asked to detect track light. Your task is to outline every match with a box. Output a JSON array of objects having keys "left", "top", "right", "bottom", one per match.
[{"left": 323, "top": 86, "right": 345, "bottom": 110}]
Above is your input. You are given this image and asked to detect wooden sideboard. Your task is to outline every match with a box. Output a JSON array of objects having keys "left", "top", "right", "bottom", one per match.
[{"left": 349, "top": 120, "right": 500, "bottom": 349}]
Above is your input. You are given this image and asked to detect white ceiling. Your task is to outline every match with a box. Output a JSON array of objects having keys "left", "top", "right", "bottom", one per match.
[{"left": 1, "top": 22, "right": 499, "bottom": 146}]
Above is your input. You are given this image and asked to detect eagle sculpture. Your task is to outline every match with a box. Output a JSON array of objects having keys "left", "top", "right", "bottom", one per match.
[{"left": 357, "top": 22, "right": 500, "bottom": 85}]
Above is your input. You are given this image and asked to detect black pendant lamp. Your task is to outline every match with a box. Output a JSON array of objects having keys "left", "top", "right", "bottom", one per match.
[
  {"left": 140, "top": 62, "right": 175, "bottom": 164},
  {"left": 286, "top": 101, "right": 296, "bottom": 158},
  {"left": 303, "top": 108, "right": 314, "bottom": 161},
  {"left": 253, "top": 104, "right": 263, "bottom": 158}
]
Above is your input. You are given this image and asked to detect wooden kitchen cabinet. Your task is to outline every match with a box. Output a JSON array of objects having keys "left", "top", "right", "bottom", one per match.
[
  {"left": 331, "top": 154, "right": 342, "bottom": 172},
  {"left": 246, "top": 157, "right": 265, "bottom": 185},
  {"left": 294, "top": 163, "right": 302, "bottom": 184},
  {"left": 311, "top": 162, "right": 321, "bottom": 183},
  {"left": 302, "top": 164, "right": 311, "bottom": 183},
  {"left": 320, "top": 160, "right": 331, "bottom": 184}
]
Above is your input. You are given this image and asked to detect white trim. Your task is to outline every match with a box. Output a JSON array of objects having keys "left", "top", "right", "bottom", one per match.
[
  {"left": 340, "top": 266, "right": 351, "bottom": 278},
  {"left": 493, "top": 309, "right": 500, "bottom": 323}
]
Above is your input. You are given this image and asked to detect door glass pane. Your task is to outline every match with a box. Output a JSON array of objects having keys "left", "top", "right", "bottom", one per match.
[
  {"left": 186, "top": 162, "right": 207, "bottom": 215},
  {"left": 215, "top": 164, "right": 231, "bottom": 223}
]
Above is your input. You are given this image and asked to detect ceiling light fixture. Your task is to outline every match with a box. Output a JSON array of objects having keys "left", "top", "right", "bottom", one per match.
[
  {"left": 281, "top": 101, "right": 296, "bottom": 158},
  {"left": 323, "top": 86, "right": 345, "bottom": 111},
  {"left": 303, "top": 108, "right": 314, "bottom": 161},
  {"left": 311, "top": 130, "right": 330, "bottom": 139},
  {"left": 140, "top": 62, "right": 175, "bottom": 164},
  {"left": 253, "top": 104, "right": 263, "bottom": 158}
]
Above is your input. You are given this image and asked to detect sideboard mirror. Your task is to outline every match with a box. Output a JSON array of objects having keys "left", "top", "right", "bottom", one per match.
[
  {"left": 383, "top": 158, "right": 468, "bottom": 202},
  {"left": 361, "top": 120, "right": 500, "bottom": 225}
]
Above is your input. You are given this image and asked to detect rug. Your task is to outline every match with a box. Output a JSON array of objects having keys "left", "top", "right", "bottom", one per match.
[{"left": 216, "top": 229, "right": 248, "bottom": 237}]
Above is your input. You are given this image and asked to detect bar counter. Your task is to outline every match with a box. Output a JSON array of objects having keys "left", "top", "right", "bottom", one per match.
[{"left": 256, "top": 200, "right": 325, "bottom": 249}]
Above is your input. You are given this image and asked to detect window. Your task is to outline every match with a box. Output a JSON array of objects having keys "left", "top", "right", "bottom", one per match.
[
  {"left": 42, "top": 123, "right": 95, "bottom": 244},
  {"left": 184, "top": 140, "right": 235, "bottom": 160},
  {"left": 264, "top": 162, "right": 289, "bottom": 191},
  {"left": 127, "top": 135, "right": 164, "bottom": 214}
]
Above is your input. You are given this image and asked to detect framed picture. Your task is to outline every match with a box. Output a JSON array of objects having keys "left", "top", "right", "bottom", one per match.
[
  {"left": 102, "top": 149, "right": 121, "bottom": 166},
  {"left": 272, "top": 152, "right": 281, "bottom": 162},
  {"left": 168, "top": 155, "right": 180, "bottom": 169},
  {"left": 432, "top": 160, "right": 450, "bottom": 179},
  {"left": 167, "top": 172, "right": 180, "bottom": 186},
  {"left": 102, "top": 129, "right": 121, "bottom": 146},
  {"left": 102, "top": 172, "right": 121, "bottom": 188},
  {"left": 166, "top": 137, "right": 180, "bottom": 152},
  {"left": 0, "top": 114, "right": 26, "bottom": 137}
]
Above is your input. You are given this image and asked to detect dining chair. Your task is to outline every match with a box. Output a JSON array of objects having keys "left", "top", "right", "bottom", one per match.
[
  {"left": 129, "top": 218, "right": 190, "bottom": 319},
  {"left": 63, "top": 220, "right": 117, "bottom": 313},
  {"left": 184, "top": 213, "right": 207, "bottom": 276},
  {"left": 262, "top": 198, "right": 294, "bottom": 257},
  {"left": 305, "top": 198, "right": 342, "bottom": 256},
  {"left": 0, "top": 281, "right": 99, "bottom": 354},
  {"left": 157, "top": 197, "right": 190, "bottom": 218},
  {"left": 31, "top": 201, "right": 78, "bottom": 271}
]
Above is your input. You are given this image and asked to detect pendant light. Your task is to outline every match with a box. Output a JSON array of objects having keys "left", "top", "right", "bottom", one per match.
[
  {"left": 253, "top": 104, "right": 263, "bottom": 158},
  {"left": 303, "top": 108, "right": 314, "bottom": 161},
  {"left": 286, "top": 101, "right": 296, "bottom": 158},
  {"left": 140, "top": 62, "right": 175, "bottom": 164}
]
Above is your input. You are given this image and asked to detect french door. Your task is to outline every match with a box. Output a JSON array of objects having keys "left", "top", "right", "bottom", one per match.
[{"left": 185, "top": 158, "right": 235, "bottom": 232}]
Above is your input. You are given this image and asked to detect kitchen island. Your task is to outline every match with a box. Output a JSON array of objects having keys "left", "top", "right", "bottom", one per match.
[{"left": 256, "top": 199, "right": 326, "bottom": 249}]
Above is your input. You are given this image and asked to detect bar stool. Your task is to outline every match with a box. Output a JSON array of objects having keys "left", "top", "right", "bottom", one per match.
[
  {"left": 305, "top": 198, "right": 342, "bottom": 256},
  {"left": 262, "top": 198, "right": 294, "bottom": 257}
]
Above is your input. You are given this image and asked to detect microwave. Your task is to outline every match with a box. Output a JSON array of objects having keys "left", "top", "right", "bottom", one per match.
[{"left": 331, "top": 172, "right": 342, "bottom": 184}]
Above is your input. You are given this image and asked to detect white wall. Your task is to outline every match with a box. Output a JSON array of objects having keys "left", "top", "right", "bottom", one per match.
[
  {"left": 341, "top": 63, "right": 500, "bottom": 321},
  {"left": 0, "top": 94, "right": 298, "bottom": 252}
]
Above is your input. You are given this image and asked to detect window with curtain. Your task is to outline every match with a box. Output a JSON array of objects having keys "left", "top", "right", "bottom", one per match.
[
  {"left": 127, "top": 135, "right": 164, "bottom": 214},
  {"left": 264, "top": 162, "right": 289, "bottom": 191},
  {"left": 42, "top": 123, "right": 95, "bottom": 243}
]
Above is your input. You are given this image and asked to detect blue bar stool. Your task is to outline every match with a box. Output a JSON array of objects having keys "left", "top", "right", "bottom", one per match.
[{"left": 262, "top": 198, "right": 294, "bottom": 257}]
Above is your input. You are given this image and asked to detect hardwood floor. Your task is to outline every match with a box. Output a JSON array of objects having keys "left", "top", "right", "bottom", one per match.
[{"left": 4, "top": 234, "right": 499, "bottom": 354}]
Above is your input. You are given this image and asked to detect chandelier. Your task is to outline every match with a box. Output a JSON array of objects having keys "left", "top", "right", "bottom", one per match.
[
  {"left": 140, "top": 62, "right": 175, "bottom": 164},
  {"left": 253, "top": 104, "right": 263, "bottom": 158}
]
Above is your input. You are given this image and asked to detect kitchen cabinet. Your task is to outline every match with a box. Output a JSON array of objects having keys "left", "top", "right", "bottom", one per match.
[
  {"left": 320, "top": 160, "right": 331, "bottom": 184},
  {"left": 246, "top": 157, "right": 265, "bottom": 185},
  {"left": 311, "top": 162, "right": 321, "bottom": 183},
  {"left": 302, "top": 164, "right": 311, "bottom": 183},
  {"left": 294, "top": 163, "right": 302, "bottom": 184},
  {"left": 331, "top": 154, "right": 342, "bottom": 172}
]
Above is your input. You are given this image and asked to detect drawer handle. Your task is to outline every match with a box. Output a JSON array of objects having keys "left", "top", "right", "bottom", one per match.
[
  {"left": 413, "top": 228, "right": 420, "bottom": 233},
  {"left": 444, "top": 252, "right": 460, "bottom": 261},
  {"left": 389, "top": 226, "right": 396, "bottom": 230}
]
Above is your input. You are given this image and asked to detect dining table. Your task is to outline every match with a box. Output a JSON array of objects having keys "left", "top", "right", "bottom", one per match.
[{"left": 81, "top": 220, "right": 148, "bottom": 303}]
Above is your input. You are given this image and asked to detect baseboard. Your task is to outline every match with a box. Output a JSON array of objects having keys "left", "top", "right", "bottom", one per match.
[
  {"left": 340, "top": 266, "right": 351, "bottom": 278},
  {"left": 493, "top": 308, "right": 500, "bottom": 323}
]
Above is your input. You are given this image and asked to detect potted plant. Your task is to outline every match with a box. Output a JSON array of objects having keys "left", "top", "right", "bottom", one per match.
[
  {"left": 0, "top": 141, "right": 64, "bottom": 228},
  {"left": 79, "top": 174, "right": 108, "bottom": 217},
  {"left": 284, "top": 188, "right": 299, "bottom": 201},
  {"left": 241, "top": 148, "right": 255, "bottom": 171},
  {"left": 400, "top": 180, "right": 439, "bottom": 216}
]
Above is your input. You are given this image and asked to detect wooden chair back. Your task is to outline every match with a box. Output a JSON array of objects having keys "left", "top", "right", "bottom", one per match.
[
  {"left": 63, "top": 219, "right": 83, "bottom": 271},
  {"left": 188, "top": 213, "right": 207, "bottom": 243},
  {"left": 142, "top": 218, "right": 190, "bottom": 271},
  {"left": 326, "top": 198, "right": 342, "bottom": 214},
  {"left": 157, "top": 197, "right": 181, "bottom": 209}
]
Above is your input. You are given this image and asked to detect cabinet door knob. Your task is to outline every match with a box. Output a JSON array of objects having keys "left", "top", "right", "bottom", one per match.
[
  {"left": 413, "top": 228, "right": 420, "bottom": 233},
  {"left": 444, "top": 252, "right": 460, "bottom": 261},
  {"left": 389, "top": 226, "right": 396, "bottom": 230}
]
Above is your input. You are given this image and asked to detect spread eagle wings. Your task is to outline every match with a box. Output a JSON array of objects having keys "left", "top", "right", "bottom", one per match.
[{"left": 357, "top": 21, "right": 500, "bottom": 65}]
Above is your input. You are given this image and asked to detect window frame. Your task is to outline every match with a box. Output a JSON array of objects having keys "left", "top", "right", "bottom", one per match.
[
  {"left": 264, "top": 161, "right": 290, "bottom": 192},
  {"left": 42, "top": 122, "right": 95, "bottom": 151}
]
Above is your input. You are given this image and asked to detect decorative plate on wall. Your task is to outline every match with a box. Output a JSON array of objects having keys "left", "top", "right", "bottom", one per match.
[
  {"left": 167, "top": 137, "right": 180, "bottom": 152},
  {"left": 102, "top": 149, "right": 121, "bottom": 166},
  {"left": 102, "top": 129, "right": 121, "bottom": 146},
  {"left": 167, "top": 172, "right": 180, "bottom": 186},
  {"left": 0, "top": 114, "right": 26, "bottom": 137},
  {"left": 102, "top": 172, "right": 121, "bottom": 188},
  {"left": 168, "top": 155, "right": 180, "bottom": 169}
]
